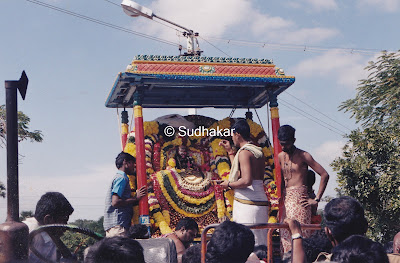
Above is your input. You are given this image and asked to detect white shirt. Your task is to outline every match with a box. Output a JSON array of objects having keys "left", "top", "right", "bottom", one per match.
[{"left": 23, "top": 217, "right": 58, "bottom": 263}]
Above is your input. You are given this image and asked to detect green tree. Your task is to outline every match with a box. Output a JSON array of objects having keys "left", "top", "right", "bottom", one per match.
[
  {"left": 61, "top": 217, "right": 105, "bottom": 261},
  {"left": 19, "top": 210, "right": 34, "bottom": 221},
  {"left": 340, "top": 51, "right": 400, "bottom": 135},
  {"left": 332, "top": 50, "right": 400, "bottom": 243},
  {"left": 0, "top": 104, "right": 43, "bottom": 197}
]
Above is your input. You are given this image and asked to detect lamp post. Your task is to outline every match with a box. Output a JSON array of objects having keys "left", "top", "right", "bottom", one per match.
[
  {"left": 121, "top": 0, "right": 202, "bottom": 56},
  {"left": 0, "top": 71, "right": 29, "bottom": 263}
]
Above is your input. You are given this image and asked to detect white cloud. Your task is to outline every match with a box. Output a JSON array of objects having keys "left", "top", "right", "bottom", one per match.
[
  {"left": 291, "top": 50, "right": 373, "bottom": 89},
  {"left": 136, "top": 0, "right": 253, "bottom": 39},
  {"left": 313, "top": 140, "right": 345, "bottom": 165},
  {"left": 311, "top": 140, "right": 345, "bottom": 198},
  {"left": 288, "top": 0, "right": 338, "bottom": 11},
  {"left": 282, "top": 28, "right": 340, "bottom": 44},
  {"left": 6, "top": 164, "right": 116, "bottom": 221},
  {"left": 358, "top": 0, "right": 400, "bottom": 12},
  {"left": 129, "top": 0, "right": 339, "bottom": 47},
  {"left": 305, "top": 0, "right": 338, "bottom": 11}
]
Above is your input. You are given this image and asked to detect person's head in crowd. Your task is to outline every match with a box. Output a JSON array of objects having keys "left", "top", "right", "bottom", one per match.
[
  {"left": 175, "top": 217, "right": 199, "bottom": 246},
  {"left": 182, "top": 244, "right": 201, "bottom": 263},
  {"left": 206, "top": 221, "right": 255, "bottom": 263},
  {"left": 35, "top": 192, "right": 74, "bottom": 226},
  {"left": 115, "top": 151, "right": 136, "bottom": 174},
  {"left": 324, "top": 196, "right": 368, "bottom": 246},
  {"left": 331, "top": 235, "right": 389, "bottom": 263},
  {"left": 278, "top": 125, "right": 296, "bottom": 153},
  {"left": 231, "top": 119, "right": 251, "bottom": 146},
  {"left": 307, "top": 170, "right": 316, "bottom": 189},
  {"left": 303, "top": 229, "right": 333, "bottom": 262},
  {"left": 85, "top": 236, "right": 145, "bottom": 263},
  {"left": 384, "top": 241, "right": 394, "bottom": 254},
  {"left": 393, "top": 232, "right": 400, "bottom": 254},
  {"left": 128, "top": 224, "right": 150, "bottom": 239},
  {"left": 253, "top": 245, "right": 268, "bottom": 261}
]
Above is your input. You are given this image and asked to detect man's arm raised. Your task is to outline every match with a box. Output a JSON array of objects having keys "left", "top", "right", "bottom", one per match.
[{"left": 302, "top": 152, "right": 329, "bottom": 207}]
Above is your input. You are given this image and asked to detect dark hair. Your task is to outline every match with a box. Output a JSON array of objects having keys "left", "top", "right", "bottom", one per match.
[
  {"left": 253, "top": 245, "right": 268, "bottom": 261},
  {"left": 383, "top": 241, "right": 394, "bottom": 254},
  {"left": 307, "top": 170, "right": 316, "bottom": 188},
  {"left": 115, "top": 151, "right": 135, "bottom": 169},
  {"left": 303, "top": 230, "right": 333, "bottom": 262},
  {"left": 324, "top": 196, "right": 368, "bottom": 243},
  {"left": 231, "top": 119, "right": 251, "bottom": 141},
  {"left": 85, "top": 236, "right": 145, "bottom": 263},
  {"left": 175, "top": 217, "right": 199, "bottom": 232},
  {"left": 34, "top": 192, "right": 74, "bottom": 224},
  {"left": 331, "top": 235, "right": 389, "bottom": 263},
  {"left": 206, "top": 221, "right": 255, "bottom": 263},
  {"left": 128, "top": 224, "right": 150, "bottom": 239},
  {"left": 278, "top": 125, "right": 295, "bottom": 142},
  {"left": 182, "top": 244, "right": 201, "bottom": 263}
]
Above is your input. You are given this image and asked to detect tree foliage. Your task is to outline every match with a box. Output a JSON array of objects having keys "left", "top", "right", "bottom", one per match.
[
  {"left": 0, "top": 104, "right": 43, "bottom": 198},
  {"left": 19, "top": 210, "right": 34, "bottom": 221},
  {"left": 332, "top": 50, "right": 400, "bottom": 243},
  {"left": 339, "top": 51, "right": 400, "bottom": 135},
  {"left": 61, "top": 217, "right": 105, "bottom": 261},
  {"left": 0, "top": 104, "right": 43, "bottom": 145}
]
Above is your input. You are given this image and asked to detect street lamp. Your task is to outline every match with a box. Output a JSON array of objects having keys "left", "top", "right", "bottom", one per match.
[{"left": 121, "top": 0, "right": 202, "bottom": 56}]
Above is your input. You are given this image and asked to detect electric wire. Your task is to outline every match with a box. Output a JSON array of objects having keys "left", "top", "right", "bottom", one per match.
[
  {"left": 104, "top": 0, "right": 120, "bottom": 7},
  {"left": 283, "top": 91, "right": 352, "bottom": 131},
  {"left": 202, "top": 36, "right": 389, "bottom": 55},
  {"left": 279, "top": 97, "right": 347, "bottom": 135},
  {"left": 28, "top": 0, "right": 390, "bottom": 56},
  {"left": 27, "top": 0, "right": 356, "bottom": 137},
  {"left": 199, "top": 36, "right": 232, "bottom": 58},
  {"left": 26, "top": 0, "right": 180, "bottom": 48},
  {"left": 279, "top": 100, "right": 346, "bottom": 136}
]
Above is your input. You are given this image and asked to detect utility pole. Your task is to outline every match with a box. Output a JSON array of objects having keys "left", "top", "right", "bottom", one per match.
[{"left": 0, "top": 71, "right": 29, "bottom": 263}]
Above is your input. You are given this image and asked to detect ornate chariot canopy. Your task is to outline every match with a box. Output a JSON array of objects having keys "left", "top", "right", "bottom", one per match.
[{"left": 105, "top": 55, "right": 295, "bottom": 109}]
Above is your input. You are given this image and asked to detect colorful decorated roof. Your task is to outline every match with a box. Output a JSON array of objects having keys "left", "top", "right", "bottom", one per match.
[{"left": 105, "top": 55, "right": 295, "bottom": 109}]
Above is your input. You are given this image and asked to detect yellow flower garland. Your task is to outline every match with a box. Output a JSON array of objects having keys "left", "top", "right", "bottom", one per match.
[
  {"left": 158, "top": 170, "right": 215, "bottom": 205},
  {"left": 156, "top": 172, "right": 216, "bottom": 217}
]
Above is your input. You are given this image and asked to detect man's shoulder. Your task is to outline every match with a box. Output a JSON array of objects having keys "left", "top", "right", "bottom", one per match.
[
  {"left": 388, "top": 253, "right": 400, "bottom": 263},
  {"left": 22, "top": 217, "right": 40, "bottom": 232}
]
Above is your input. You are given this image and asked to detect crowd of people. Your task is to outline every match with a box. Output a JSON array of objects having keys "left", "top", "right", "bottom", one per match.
[{"left": 22, "top": 120, "right": 400, "bottom": 262}]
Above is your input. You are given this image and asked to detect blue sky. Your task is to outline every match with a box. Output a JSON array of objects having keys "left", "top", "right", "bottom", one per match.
[{"left": 0, "top": 0, "right": 399, "bottom": 221}]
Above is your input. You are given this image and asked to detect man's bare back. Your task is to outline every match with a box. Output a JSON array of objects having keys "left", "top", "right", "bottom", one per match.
[{"left": 239, "top": 149, "right": 265, "bottom": 181}]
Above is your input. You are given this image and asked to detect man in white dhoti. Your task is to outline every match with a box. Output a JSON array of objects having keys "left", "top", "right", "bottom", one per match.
[{"left": 218, "top": 119, "right": 269, "bottom": 246}]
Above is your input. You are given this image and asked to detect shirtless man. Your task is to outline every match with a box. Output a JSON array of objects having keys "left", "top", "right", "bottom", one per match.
[
  {"left": 165, "top": 217, "right": 199, "bottom": 263},
  {"left": 278, "top": 125, "right": 329, "bottom": 253},
  {"left": 218, "top": 119, "right": 269, "bottom": 246}
]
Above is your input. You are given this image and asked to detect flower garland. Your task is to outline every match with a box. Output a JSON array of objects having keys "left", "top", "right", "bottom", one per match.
[
  {"left": 156, "top": 170, "right": 216, "bottom": 217},
  {"left": 162, "top": 169, "right": 215, "bottom": 205},
  {"left": 169, "top": 169, "right": 215, "bottom": 198}
]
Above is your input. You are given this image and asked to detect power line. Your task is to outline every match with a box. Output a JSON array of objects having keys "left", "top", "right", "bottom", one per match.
[
  {"left": 202, "top": 36, "right": 389, "bottom": 55},
  {"left": 279, "top": 99, "right": 346, "bottom": 136},
  {"left": 283, "top": 91, "right": 352, "bottom": 132},
  {"left": 26, "top": 0, "right": 180, "bottom": 48},
  {"left": 199, "top": 36, "right": 232, "bottom": 58}
]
